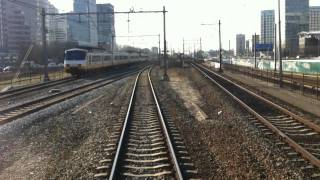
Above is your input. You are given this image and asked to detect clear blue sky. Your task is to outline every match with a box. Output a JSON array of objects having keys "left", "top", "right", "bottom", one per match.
[{"left": 50, "top": 0, "right": 320, "bottom": 52}]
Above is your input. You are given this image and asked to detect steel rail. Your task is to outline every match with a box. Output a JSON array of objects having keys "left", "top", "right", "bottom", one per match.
[
  {"left": 192, "top": 63, "right": 320, "bottom": 169},
  {"left": 148, "top": 68, "right": 184, "bottom": 180},
  {"left": 197, "top": 64, "right": 320, "bottom": 133},
  {"left": 108, "top": 67, "right": 183, "bottom": 180},
  {"left": 0, "top": 68, "right": 144, "bottom": 125},
  {"left": 108, "top": 68, "right": 144, "bottom": 180},
  {"left": 0, "top": 76, "right": 74, "bottom": 97},
  {"left": 0, "top": 77, "right": 76, "bottom": 100}
]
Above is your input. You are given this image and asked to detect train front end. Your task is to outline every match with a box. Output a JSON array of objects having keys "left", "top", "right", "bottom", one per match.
[{"left": 64, "top": 49, "right": 88, "bottom": 76}]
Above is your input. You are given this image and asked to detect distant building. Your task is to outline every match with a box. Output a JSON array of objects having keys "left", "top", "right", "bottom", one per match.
[
  {"left": 0, "top": 1, "right": 31, "bottom": 51},
  {"left": 0, "top": 0, "right": 58, "bottom": 52},
  {"left": 285, "top": 0, "right": 309, "bottom": 57},
  {"left": 252, "top": 34, "right": 260, "bottom": 52},
  {"left": 151, "top": 47, "right": 159, "bottom": 54},
  {"left": 68, "top": 0, "right": 98, "bottom": 47},
  {"left": 245, "top": 40, "right": 250, "bottom": 54},
  {"left": 97, "top": 3, "right": 115, "bottom": 51},
  {"left": 310, "top": 6, "right": 320, "bottom": 31},
  {"left": 298, "top": 31, "right": 320, "bottom": 57},
  {"left": 48, "top": 16, "right": 68, "bottom": 42},
  {"left": 261, "top": 10, "right": 275, "bottom": 45},
  {"left": 236, "top": 34, "right": 245, "bottom": 56},
  {"left": 47, "top": 4, "right": 60, "bottom": 43}
]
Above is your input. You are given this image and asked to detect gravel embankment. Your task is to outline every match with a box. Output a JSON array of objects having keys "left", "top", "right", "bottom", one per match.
[
  {"left": 0, "top": 75, "right": 135, "bottom": 179},
  {"left": 151, "top": 66, "right": 305, "bottom": 179}
]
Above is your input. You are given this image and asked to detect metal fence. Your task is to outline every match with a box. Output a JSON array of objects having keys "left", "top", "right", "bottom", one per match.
[{"left": 223, "top": 64, "right": 320, "bottom": 99}]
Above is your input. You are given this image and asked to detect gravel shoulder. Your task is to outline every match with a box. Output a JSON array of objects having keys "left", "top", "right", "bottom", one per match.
[
  {"left": 0, "top": 75, "right": 135, "bottom": 179},
  {"left": 152, "top": 66, "right": 305, "bottom": 179}
]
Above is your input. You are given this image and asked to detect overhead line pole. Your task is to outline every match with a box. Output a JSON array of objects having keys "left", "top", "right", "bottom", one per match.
[
  {"left": 41, "top": 8, "right": 49, "bottom": 82},
  {"left": 163, "top": 6, "right": 169, "bottom": 80},
  {"left": 274, "top": 23, "right": 277, "bottom": 71},
  {"left": 183, "top": 38, "right": 185, "bottom": 59},
  {"left": 253, "top": 33, "right": 257, "bottom": 68},
  {"left": 201, "top": 21, "right": 223, "bottom": 72},
  {"left": 44, "top": 7, "right": 168, "bottom": 80},
  {"left": 219, "top": 20, "right": 223, "bottom": 73},
  {"left": 158, "top": 34, "right": 161, "bottom": 63},
  {"left": 278, "top": 0, "right": 283, "bottom": 87}
]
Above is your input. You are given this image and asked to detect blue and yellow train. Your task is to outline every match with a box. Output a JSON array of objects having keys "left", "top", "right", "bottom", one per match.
[{"left": 64, "top": 48, "right": 147, "bottom": 75}]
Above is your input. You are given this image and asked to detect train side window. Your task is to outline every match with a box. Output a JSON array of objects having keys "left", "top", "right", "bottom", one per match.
[{"left": 92, "top": 56, "right": 100, "bottom": 62}]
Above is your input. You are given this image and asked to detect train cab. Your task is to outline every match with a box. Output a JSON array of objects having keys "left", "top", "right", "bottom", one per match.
[{"left": 64, "top": 48, "right": 88, "bottom": 74}]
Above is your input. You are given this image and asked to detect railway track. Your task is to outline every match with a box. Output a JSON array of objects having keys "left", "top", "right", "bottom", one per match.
[
  {"left": 95, "top": 68, "right": 198, "bottom": 179},
  {"left": 0, "top": 68, "right": 144, "bottom": 125},
  {"left": 193, "top": 63, "right": 320, "bottom": 177},
  {"left": 0, "top": 77, "right": 76, "bottom": 100}
]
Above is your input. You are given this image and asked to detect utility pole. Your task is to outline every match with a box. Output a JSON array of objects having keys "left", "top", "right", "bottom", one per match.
[
  {"left": 45, "top": 7, "right": 168, "bottom": 80},
  {"left": 200, "top": 37, "right": 202, "bottom": 59},
  {"left": 278, "top": 0, "right": 283, "bottom": 87},
  {"left": 274, "top": 23, "right": 277, "bottom": 71},
  {"left": 193, "top": 43, "right": 196, "bottom": 61},
  {"left": 219, "top": 20, "right": 223, "bottom": 73},
  {"left": 254, "top": 33, "right": 257, "bottom": 68},
  {"left": 158, "top": 34, "right": 161, "bottom": 63},
  {"left": 163, "top": 6, "right": 169, "bottom": 80},
  {"left": 111, "top": 35, "right": 115, "bottom": 65},
  {"left": 182, "top": 38, "right": 185, "bottom": 59},
  {"left": 41, "top": 8, "right": 49, "bottom": 82}
]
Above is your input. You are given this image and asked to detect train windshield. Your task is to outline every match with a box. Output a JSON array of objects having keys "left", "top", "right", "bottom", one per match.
[{"left": 65, "top": 50, "right": 87, "bottom": 61}]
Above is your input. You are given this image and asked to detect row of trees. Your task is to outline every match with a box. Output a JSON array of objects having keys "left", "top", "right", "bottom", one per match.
[{"left": 16, "top": 41, "right": 78, "bottom": 67}]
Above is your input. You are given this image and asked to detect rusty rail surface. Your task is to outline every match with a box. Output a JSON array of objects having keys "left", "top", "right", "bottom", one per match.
[
  {"left": 193, "top": 63, "right": 320, "bottom": 170},
  {"left": 108, "top": 68, "right": 184, "bottom": 179},
  {"left": 0, "top": 68, "right": 144, "bottom": 125}
]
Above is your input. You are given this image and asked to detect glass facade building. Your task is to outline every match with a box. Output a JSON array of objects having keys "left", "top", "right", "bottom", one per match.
[
  {"left": 261, "top": 10, "right": 275, "bottom": 45},
  {"left": 68, "top": 0, "right": 98, "bottom": 47},
  {"left": 236, "top": 34, "right": 246, "bottom": 56},
  {"left": 309, "top": 6, "right": 320, "bottom": 31},
  {"left": 285, "top": 0, "right": 309, "bottom": 56},
  {"left": 97, "top": 4, "right": 115, "bottom": 51}
]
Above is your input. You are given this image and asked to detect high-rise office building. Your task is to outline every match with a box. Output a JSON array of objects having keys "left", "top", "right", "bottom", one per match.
[
  {"left": 245, "top": 40, "right": 250, "bottom": 54},
  {"left": 97, "top": 3, "right": 115, "bottom": 50},
  {"left": 252, "top": 34, "right": 260, "bottom": 52},
  {"left": 68, "top": 0, "right": 98, "bottom": 47},
  {"left": 47, "top": 3, "right": 59, "bottom": 43},
  {"left": 0, "top": 0, "right": 59, "bottom": 52},
  {"left": 48, "top": 16, "right": 68, "bottom": 43},
  {"left": 310, "top": 6, "right": 320, "bottom": 31},
  {"left": 261, "top": 10, "right": 275, "bottom": 45},
  {"left": 285, "top": 0, "right": 309, "bottom": 56},
  {"left": 0, "top": 0, "right": 31, "bottom": 51},
  {"left": 251, "top": 34, "right": 260, "bottom": 52},
  {"left": 236, "top": 34, "right": 246, "bottom": 56}
]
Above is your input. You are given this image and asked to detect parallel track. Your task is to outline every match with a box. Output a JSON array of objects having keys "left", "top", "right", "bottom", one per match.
[
  {"left": 95, "top": 68, "right": 199, "bottom": 179},
  {"left": 0, "top": 68, "right": 144, "bottom": 125},
  {"left": 0, "top": 77, "right": 76, "bottom": 100},
  {"left": 193, "top": 63, "right": 320, "bottom": 175}
]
